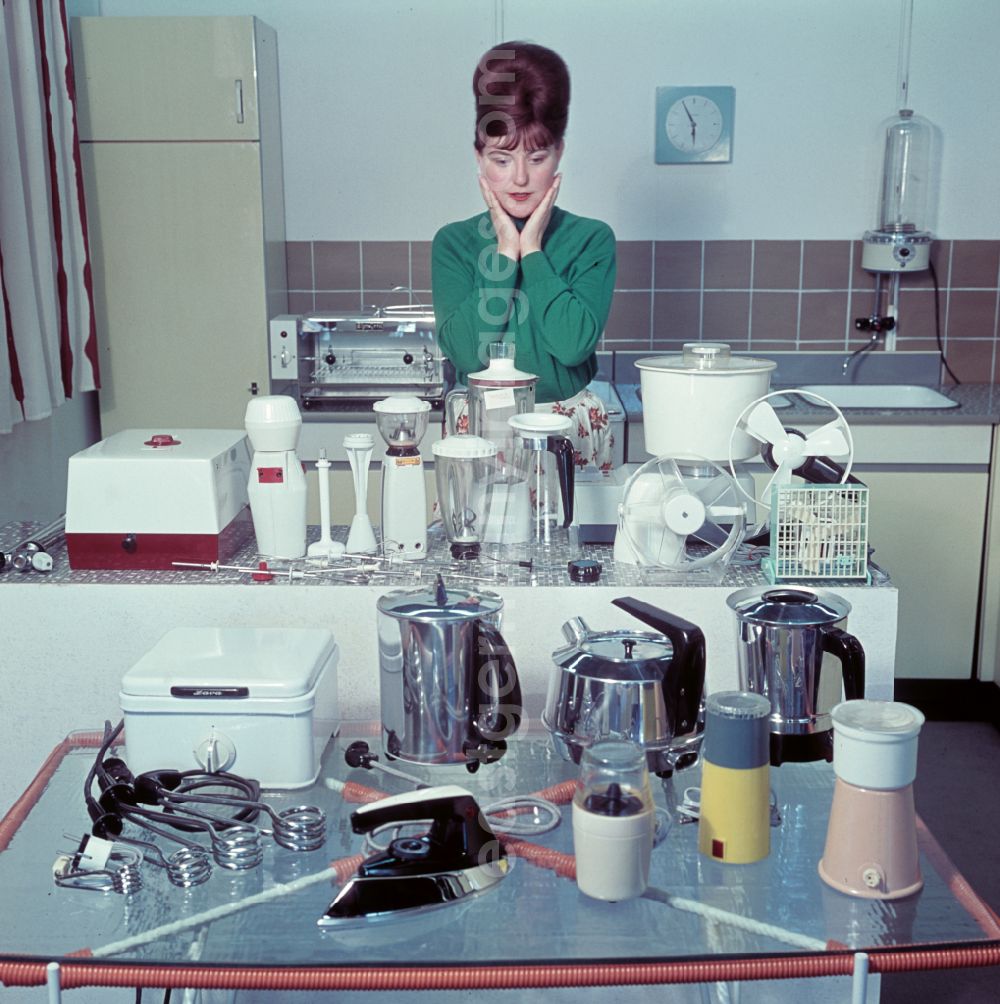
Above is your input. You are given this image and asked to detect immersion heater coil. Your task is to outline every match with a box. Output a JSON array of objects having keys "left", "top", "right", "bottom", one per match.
[{"left": 766, "top": 485, "right": 869, "bottom": 583}]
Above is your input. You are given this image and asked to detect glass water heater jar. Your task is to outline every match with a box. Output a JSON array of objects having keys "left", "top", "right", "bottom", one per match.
[{"left": 862, "top": 109, "right": 935, "bottom": 272}]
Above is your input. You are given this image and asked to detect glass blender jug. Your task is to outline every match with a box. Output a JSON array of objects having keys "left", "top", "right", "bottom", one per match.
[
  {"left": 445, "top": 341, "right": 537, "bottom": 461},
  {"left": 431, "top": 435, "right": 498, "bottom": 560},
  {"left": 492, "top": 412, "right": 576, "bottom": 548}
]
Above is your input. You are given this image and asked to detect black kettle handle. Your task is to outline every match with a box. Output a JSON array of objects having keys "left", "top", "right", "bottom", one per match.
[
  {"left": 611, "top": 597, "right": 705, "bottom": 734},
  {"left": 546, "top": 435, "right": 575, "bottom": 528},
  {"left": 822, "top": 626, "right": 866, "bottom": 700},
  {"left": 472, "top": 621, "right": 522, "bottom": 743}
]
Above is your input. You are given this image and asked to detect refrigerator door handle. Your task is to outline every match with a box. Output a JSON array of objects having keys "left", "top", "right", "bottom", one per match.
[{"left": 234, "top": 79, "right": 245, "bottom": 124}]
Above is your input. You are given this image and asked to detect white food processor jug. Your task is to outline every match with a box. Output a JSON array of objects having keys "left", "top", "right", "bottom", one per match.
[
  {"left": 444, "top": 341, "right": 537, "bottom": 461},
  {"left": 244, "top": 395, "right": 307, "bottom": 559},
  {"left": 373, "top": 396, "right": 431, "bottom": 560},
  {"left": 432, "top": 435, "right": 498, "bottom": 560}
]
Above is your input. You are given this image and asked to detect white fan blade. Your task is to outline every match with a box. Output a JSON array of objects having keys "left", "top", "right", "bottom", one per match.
[
  {"left": 758, "top": 457, "right": 794, "bottom": 505},
  {"left": 743, "top": 401, "right": 788, "bottom": 446},
  {"left": 622, "top": 501, "right": 665, "bottom": 527},
  {"left": 802, "top": 419, "right": 850, "bottom": 457},
  {"left": 705, "top": 503, "right": 745, "bottom": 521}
]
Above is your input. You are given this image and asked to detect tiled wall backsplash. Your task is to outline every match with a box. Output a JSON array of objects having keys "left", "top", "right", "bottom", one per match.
[{"left": 286, "top": 239, "right": 1000, "bottom": 384}]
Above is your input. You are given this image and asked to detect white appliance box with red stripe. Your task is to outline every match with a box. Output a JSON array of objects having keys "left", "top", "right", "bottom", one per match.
[{"left": 65, "top": 429, "right": 253, "bottom": 570}]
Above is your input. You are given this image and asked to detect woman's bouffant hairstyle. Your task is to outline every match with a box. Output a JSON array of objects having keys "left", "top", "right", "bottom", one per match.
[{"left": 473, "top": 41, "right": 570, "bottom": 152}]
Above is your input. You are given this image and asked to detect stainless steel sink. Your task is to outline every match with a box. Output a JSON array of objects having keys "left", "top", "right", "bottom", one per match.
[{"left": 796, "top": 384, "right": 959, "bottom": 410}]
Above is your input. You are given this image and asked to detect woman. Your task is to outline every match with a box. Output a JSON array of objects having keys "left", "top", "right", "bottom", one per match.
[{"left": 432, "top": 41, "right": 617, "bottom": 471}]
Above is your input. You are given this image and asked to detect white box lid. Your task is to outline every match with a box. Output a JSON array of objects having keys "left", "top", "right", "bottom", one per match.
[
  {"left": 65, "top": 429, "right": 250, "bottom": 534},
  {"left": 121, "top": 627, "right": 336, "bottom": 699}
]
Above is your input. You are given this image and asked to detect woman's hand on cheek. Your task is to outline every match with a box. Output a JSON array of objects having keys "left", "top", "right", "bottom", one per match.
[
  {"left": 519, "top": 174, "right": 561, "bottom": 257},
  {"left": 479, "top": 175, "right": 521, "bottom": 260}
]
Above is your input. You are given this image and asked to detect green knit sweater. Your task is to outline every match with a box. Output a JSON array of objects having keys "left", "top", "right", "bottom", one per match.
[{"left": 431, "top": 206, "right": 616, "bottom": 403}]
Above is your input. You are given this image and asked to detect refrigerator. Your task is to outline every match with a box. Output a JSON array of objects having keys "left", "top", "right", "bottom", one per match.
[{"left": 71, "top": 16, "right": 288, "bottom": 436}]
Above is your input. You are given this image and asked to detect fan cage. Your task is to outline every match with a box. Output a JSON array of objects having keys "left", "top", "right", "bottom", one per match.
[{"left": 765, "top": 485, "right": 870, "bottom": 583}]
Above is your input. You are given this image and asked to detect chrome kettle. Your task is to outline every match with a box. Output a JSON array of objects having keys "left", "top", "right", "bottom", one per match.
[
  {"left": 543, "top": 597, "right": 706, "bottom": 776},
  {"left": 377, "top": 575, "right": 522, "bottom": 771},
  {"left": 727, "top": 585, "right": 866, "bottom": 765}
]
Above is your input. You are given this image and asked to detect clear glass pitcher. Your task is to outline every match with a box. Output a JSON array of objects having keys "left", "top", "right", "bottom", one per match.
[{"left": 444, "top": 341, "right": 537, "bottom": 462}]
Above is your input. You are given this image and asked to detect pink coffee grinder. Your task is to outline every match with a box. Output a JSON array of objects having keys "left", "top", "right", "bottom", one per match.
[{"left": 819, "top": 699, "right": 926, "bottom": 900}]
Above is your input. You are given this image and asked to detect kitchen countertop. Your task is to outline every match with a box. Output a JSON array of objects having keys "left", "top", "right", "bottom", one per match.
[{"left": 618, "top": 381, "right": 1000, "bottom": 427}]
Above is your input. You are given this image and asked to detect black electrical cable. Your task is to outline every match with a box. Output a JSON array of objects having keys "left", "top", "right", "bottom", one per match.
[
  {"left": 928, "top": 259, "right": 962, "bottom": 385},
  {"left": 85, "top": 719, "right": 264, "bottom": 843}
]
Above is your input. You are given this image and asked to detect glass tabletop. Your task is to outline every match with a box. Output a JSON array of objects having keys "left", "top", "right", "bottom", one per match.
[{"left": 0, "top": 725, "right": 997, "bottom": 990}]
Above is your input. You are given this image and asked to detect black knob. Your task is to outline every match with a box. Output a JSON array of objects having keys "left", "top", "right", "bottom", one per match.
[
  {"left": 325, "top": 353, "right": 336, "bottom": 365},
  {"left": 568, "top": 558, "right": 602, "bottom": 583},
  {"left": 121, "top": 534, "right": 137, "bottom": 553},
  {"left": 345, "top": 740, "right": 376, "bottom": 769},
  {"left": 403, "top": 353, "right": 414, "bottom": 365}
]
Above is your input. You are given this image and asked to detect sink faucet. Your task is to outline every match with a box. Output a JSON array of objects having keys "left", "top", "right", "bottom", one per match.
[{"left": 842, "top": 328, "right": 887, "bottom": 376}]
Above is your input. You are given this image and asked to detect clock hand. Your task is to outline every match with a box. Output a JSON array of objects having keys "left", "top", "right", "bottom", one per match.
[{"left": 682, "top": 101, "right": 696, "bottom": 127}]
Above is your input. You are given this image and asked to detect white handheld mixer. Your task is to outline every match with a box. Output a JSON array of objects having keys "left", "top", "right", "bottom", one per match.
[{"left": 344, "top": 433, "right": 377, "bottom": 554}]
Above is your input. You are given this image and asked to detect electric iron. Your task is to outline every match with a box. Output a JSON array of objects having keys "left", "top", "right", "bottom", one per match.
[{"left": 318, "top": 785, "right": 510, "bottom": 927}]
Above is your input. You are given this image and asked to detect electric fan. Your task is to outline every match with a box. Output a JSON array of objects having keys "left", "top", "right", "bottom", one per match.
[
  {"left": 728, "top": 390, "right": 856, "bottom": 512},
  {"left": 614, "top": 455, "right": 746, "bottom": 578},
  {"left": 727, "top": 390, "right": 869, "bottom": 581}
]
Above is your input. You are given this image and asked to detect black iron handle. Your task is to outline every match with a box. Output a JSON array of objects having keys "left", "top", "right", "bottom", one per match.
[
  {"left": 546, "top": 434, "right": 575, "bottom": 527},
  {"left": 822, "top": 625, "right": 866, "bottom": 700}
]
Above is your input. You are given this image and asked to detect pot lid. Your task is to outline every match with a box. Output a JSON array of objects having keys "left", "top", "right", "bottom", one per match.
[
  {"left": 467, "top": 355, "right": 538, "bottom": 387},
  {"left": 377, "top": 577, "right": 503, "bottom": 622},
  {"left": 554, "top": 630, "right": 674, "bottom": 682},
  {"left": 637, "top": 342, "right": 776, "bottom": 376},
  {"left": 431, "top": 435, "right": 497, "bottom": 459},
  {"left": 726, "top": 586, "right": 851, "bottom": 626}
]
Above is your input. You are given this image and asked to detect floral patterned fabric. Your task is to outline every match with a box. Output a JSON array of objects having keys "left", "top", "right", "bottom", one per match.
[{"left": 446, "top": 386, "right": 614, "bottom": 472}]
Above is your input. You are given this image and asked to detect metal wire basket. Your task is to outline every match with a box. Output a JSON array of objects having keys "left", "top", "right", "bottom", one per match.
[{"left": 764, "top": 484, "right": 870, "bottom": 583}]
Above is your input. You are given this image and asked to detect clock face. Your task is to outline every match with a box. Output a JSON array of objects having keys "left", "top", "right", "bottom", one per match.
[
  {"left": 655, "top": 86, "right": 734, "bottom": 164},
  {"left": 665, "top": 95, "right": 724, "bottom": 154}
]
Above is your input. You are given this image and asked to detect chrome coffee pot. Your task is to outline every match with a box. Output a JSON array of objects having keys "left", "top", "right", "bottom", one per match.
[
  {"left": 377, "top": 575, "right": 522, "bottom": 771},
  {"left": 727, "top": 585, "right": 866, "bottom": 766},
  {"left": 543, "top": 597, "right": 706, "bottom": 776}
]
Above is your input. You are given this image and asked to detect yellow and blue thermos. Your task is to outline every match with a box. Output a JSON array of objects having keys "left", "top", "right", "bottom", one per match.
[{"left": 698, "top": 691, "right": 772, "bottom": 864}]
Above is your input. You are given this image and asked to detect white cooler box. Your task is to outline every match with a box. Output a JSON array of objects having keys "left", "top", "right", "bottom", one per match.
[
  {"left": 120, "top": 627, "right": 339, "bottom": 789},
  {"left": 65, "top": 428, "right": 253, "bottom": 570}
]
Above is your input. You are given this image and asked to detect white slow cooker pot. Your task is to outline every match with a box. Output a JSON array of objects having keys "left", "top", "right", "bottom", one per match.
[{"left": 637, "top": 343, "right": 776, "bottom": 462}]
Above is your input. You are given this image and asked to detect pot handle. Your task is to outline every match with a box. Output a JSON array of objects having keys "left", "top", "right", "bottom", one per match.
[
  {"left": 547, "top": 434, "right": 576, "bottom": 527},
  {"left": 821, "top": 626, "right": 866, "bottom": 700},
  {"left": 562, "top": 617, "right": 591, "bottom": 644},
  {"left": 611, "top": 597, "right": 706, "bottom": 735},
  {"left": 471, "top": 621, "right": 522, "bottom": 743}
]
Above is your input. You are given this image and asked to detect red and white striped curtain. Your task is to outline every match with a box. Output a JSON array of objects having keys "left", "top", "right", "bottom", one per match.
[{"left": 0, "top": 0, "right": 98, "bottom": 435}]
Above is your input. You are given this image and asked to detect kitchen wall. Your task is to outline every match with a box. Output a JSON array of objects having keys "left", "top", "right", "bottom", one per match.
[{"left": 7, "top": 0, "right": 1000, "bottom": 525}]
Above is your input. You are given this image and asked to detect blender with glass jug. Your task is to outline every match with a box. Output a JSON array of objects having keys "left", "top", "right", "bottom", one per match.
[
  {"left": 431, "top": 435, "right": 498, "bottom": 560},
  {"left": 373, "top": 396, "right": 431, "bottom": 560},
  {"left": 445, "top": 341, "right": 537, "bottom": 461}
]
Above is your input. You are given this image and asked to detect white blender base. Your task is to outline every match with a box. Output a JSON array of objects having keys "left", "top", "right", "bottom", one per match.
[{"left": 381, "top": 457, "right": 428, "bottom": 560}]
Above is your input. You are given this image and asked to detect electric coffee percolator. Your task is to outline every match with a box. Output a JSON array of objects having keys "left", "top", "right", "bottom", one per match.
[
  {"left": 727, "top": 586, "right": 866, "bottom": 766},
  {"left": 543, "top": 597, "right": 706, "bottom": 776},
  {"left": 377, "top": 575, "right": 522, "bottom": 771}
]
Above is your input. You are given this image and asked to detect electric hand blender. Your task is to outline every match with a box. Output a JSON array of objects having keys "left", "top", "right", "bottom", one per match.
[{"left": 344, "top": 433, "right": 377, "bottom": 554}]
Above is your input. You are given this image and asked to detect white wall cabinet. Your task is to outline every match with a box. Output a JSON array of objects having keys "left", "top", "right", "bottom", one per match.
[{"left": 71, "top": 16, "right": 287, "bottom": 435}]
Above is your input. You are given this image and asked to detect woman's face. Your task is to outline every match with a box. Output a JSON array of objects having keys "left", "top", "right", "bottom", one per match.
[{"left": 476, "top": 140, "right": 563, "bottom": 218}]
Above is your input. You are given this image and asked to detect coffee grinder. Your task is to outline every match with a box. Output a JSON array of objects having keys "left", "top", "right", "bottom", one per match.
[
  {"left": 373, "top": 396, "right": 431, "bottom": 560},
  {"left": 244, "top": 395, "right": 307, "bottom": 559},
  {"left": 819, "top": 699, "right": 925, "bottom": 900}
]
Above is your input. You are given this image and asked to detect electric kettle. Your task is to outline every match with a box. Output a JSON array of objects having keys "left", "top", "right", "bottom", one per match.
[
  {"left": 377, "top": 575, "right": 522, "bottom": 771},
  {"left": 726, "top": 585, "right": 866, "bottom": 766},
  {"left": 543, "top": 597, "right": 706, "bottom": 776}
]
